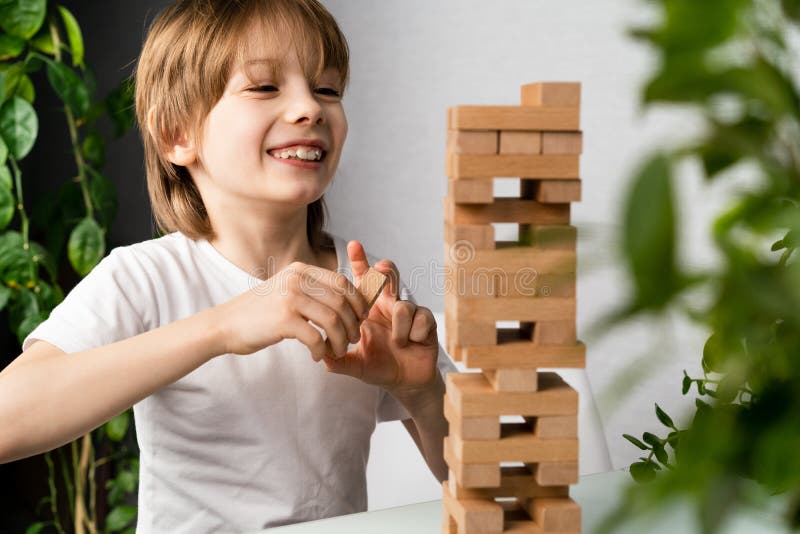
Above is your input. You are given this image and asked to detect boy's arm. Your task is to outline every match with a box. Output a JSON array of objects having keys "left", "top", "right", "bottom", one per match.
[
  {"left": 394, "top": 372, "right": 449, "bottom": 482},
  {"left": 0, "top": 305, "right": 226, "bottom": 464}
]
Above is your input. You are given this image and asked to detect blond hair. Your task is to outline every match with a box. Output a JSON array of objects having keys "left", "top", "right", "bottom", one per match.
[{"left": 134, "top": 0, "right": 350, "bottom": 250}]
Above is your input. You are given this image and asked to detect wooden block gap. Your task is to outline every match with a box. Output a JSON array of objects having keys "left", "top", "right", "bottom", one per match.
[
  {"left": 493, "top": 177, "right": 521, "bottom": 198},
  {"left": 491, "top": 222, "right": 518, "bottom": 243}
]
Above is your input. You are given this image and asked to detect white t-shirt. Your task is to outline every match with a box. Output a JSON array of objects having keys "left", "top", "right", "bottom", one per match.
[{"left": 22, "top": 231, "right": 457, "bottom": 533}]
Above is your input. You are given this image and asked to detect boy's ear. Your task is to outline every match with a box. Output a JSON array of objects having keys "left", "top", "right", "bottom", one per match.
[{"left": 146, "top": 106, "right": 197, "bottom": 167}]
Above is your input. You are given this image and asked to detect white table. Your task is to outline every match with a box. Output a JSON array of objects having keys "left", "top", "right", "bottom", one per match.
[{"left": 252, "top": 470, "right": 789, "bottom": 533}]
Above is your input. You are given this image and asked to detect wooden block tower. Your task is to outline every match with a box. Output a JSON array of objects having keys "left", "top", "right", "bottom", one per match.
[{"left": 441, "top": 82, "right": 585, "bottom": 533}]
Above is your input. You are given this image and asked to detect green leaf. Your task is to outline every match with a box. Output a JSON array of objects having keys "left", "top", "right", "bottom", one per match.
[
  {"left": 655, "top": 403, "right": 677, "bottom": 430},
  {"left": 0, "top": 62, "right": 23, "bottom": 105},
  {"left": 623, "top": 433, "right": 650, "bottom": 450},
  {"left": 622, "top": 154, "right": 677, "bottom": 308},
  {"left": 88, "top": 168, "right": 117, "bottom": 229},
  {"left": 24, "top": 522, "right": 46, "bottom": 534},
  {"left": 0, "top": 284, "right": 10, "bottom": 312},
  {"left": 45, "top": 61, "right": 89, "bottom": 118},
  {"left": 81, "top": 132, "right": 105, "bottom": 166},
  {"left": 67, "top": 217, "right": 105, "bottom": 276},
  {"left": 0, "top": 0, "right": 46, "bottom": 39},
  {"left": 682, "top": 372, "right": 692, "bottom": 395},
  {"left": 14, "top": 73, "right": 34, "bottom": 103},
  {"left": 629, "top": 461, "right": 657, "bottom": 483},
  {"left": 0, "top": 134, "right": 7, "bottom": 165},
  {"left": 653, "top": 443, "right": 669, "bottom": 464},
  {"left": 105, "top": 504, "right": 137, "bottom": 532},
  {"left": 28, "top": 26, "right": 54, "bottom": 55},
  {"left": 0, "top": 33, "right": 24, "bottom": 60},
  {"left": 642, "top": 432, "right": 662, "bottom": 448},
  {"left": 57, "top": 6, "right": 83, "bottom": 67},
  {"left": 0, "top": 180, "right": 14, "bottom": 229},
  {"left": 0, "top": 231, "right": 29, "bottom": 284},
  {"left": 106, "top": 411, "right": 129, "bottom": 442},
  {"left": 106, "top": 77, "right": 135, "bottom": 138},
  {"left": 0, "top": 96, "right": 37, "bottom": 159},
  {"left": 17, "top": 308, "right": 46, "bottom": 344}
]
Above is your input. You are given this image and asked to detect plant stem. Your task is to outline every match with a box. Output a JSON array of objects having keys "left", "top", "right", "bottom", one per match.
[
  {"left": 48, "top": 17, "right": 93, "bottom": 219},
  {"left": 7, "top": 156, "right": 35, "bottom": 280},
  {"left": 44, "top": 452, "right": 66, "bottom": 534},
  {"left": 57, "top": 446, "right": 75, "bottom": 523}
]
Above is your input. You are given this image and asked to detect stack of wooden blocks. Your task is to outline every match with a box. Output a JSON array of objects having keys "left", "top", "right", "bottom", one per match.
[{"left": 441, "top": 82, "right": 585, "bottom": 534}]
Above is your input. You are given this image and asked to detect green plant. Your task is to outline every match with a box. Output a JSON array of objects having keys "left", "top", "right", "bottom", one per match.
[
  {"left": 600, "top": 0, "right": 800, "bottom": 532},
  {"left": 0, "top": 1, "right": 137, "bottom": 533}
]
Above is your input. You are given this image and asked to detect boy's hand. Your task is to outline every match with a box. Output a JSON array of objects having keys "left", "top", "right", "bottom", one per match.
[{"left": 322, "top": 241, "right": 439, "bottom": 395}]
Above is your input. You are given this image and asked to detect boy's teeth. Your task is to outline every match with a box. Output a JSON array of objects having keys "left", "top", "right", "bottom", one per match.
[{"left": 270, "top": 145, "right": 323, "bottom": 161}]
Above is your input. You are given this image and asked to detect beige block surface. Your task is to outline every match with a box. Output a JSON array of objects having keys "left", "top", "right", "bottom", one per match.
[
  {"left": 449, "top": 105, "right": 579, "bottom": 131},
  {"left": 448, "top": 153, "right": 580, "bottom": 179},
  {"left": 499, "top": 130, "right": 542, "bottom": 154},
  {"left": 447, "top": 129, "right": 498, "bottom": 154}
]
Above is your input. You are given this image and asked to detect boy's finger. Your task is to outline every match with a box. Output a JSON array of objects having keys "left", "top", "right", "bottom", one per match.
[
  {"left": 374, "top": 259, "right": 400, "bottom": 301},
  {"left": 347, "top": 240, "right": 370, "bottom": 283}
]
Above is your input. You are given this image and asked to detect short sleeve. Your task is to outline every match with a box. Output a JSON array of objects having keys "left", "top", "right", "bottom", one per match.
[
  {"left": 22, "top": 247, "right": 148, "bottom": 354},
  {"left": 375, "top": 275, "right": 458, "bottom": 423}
]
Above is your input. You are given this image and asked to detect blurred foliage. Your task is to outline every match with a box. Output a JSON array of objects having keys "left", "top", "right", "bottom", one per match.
[
  {"left": 602, "top": 0, "right": 800, "bottom": 532},
  {"left": 0, "top": 1, "right": 137, "bottom": 533}
]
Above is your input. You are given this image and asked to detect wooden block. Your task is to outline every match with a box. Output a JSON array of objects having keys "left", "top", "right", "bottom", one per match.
[
  {"left": 542, "top": 131, "right": 583, "bottom": 154},
  {"left": 527, "top": 179, "right": 582, "bottom": 203},
  {"left": 528, "top": 415, "right": 578, "bottom": 439},
  {"left": 447, "top": 129, "right": 498, "bottom": 154},
  {"left": 444, "top": 393, "right": 500, "bottom": 440},
  {"left": 533, "top": 321, "right": 577, "bottom": 345},
  {"left": 482, "top": 369, "right": 539, "bottom": 392},
  {"left": 530, "top": 461, "right": 579, "bottom": 486},
  {"left": 518, "top": 225, "right": 576, "bottom": 250},
  {"left": 494, "top": 272, "right": 576, "bottom": 299},
  {"left": 461, "top": 341, "right": 585, "bottom": 370},
  {"left": 448, "top": 466, "right": 569, "bottom": 500},
  {"left": 445, "top": 263, "right": 496, "bottom": 298},
  {"left": 449, "top": 105, "right": 579, "bottom": 131},
  {"left": 446, "top": 372, "right": 577, "bottom": 417},
  {"left": 523, "top": 497, "right": 581, "bottom": 532},
  {"left": 326, "top": 267, "right": 387, "bottom": 359},
  {"left": 441, "top": 482, "right": 504, "bottom": 534},
  {"left": 448, "top": 153, "right": 579, "bottom": 179},
  {"left": 443, "top": 242, "right": 576, "bottom": 276},
  {"left": 451, "top": 423, "right": 578, "bottom": 463},
  {"left": 447, "top": 294, "right": 575, "bottom": 322},
  {"left": 444, "top": 222, "right": 495, "bottom": 250},
  {"left": 448, "top": 178, "right": 494, "bottom": 204},
  {"left": 444, "top": 197, "right": 570, "bottom": 225},
  {"left": 444, "top": 436, "right": 501, "bottom": 487},
  {"left": 441, "top": 508, "right": 457, "bottom": 534},
  {"left": 444, "top": 314, "right": 496, "bottom": 347},
  {"left": 499, "top": 131, "right": 542, "bottom": 154},
  {"left": 521, "top": 82, "right": 581, "bottom": 109}
]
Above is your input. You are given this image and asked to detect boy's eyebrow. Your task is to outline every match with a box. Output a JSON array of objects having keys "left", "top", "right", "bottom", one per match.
[{"left": 243, "top": 58, "right": 282, "bottom": 79}]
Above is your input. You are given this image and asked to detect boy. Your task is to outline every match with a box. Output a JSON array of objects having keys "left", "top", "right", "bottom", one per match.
[{"left": 0, "top": 1, "right": 455, "bottom": 531}]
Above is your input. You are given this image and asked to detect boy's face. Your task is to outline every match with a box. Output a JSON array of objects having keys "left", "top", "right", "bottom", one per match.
[{"left": 185, "top": 34, "right": 348, "bottom": 209}]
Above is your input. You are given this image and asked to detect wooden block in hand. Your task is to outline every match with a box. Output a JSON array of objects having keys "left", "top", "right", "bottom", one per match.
[
  {"left": 521, "top": 82, "right": 581, "bottom": 109},
  {"left": 325, "top": 267, "right": 387, "bottom": 359}
]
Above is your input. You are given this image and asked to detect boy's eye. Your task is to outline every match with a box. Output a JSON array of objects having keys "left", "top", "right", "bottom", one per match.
[
  {"left": 253, "top": 85, "right": 278, "bottom": 92},
  {"left": 316, "top": 88, "right": 341, "bottom": 97}
]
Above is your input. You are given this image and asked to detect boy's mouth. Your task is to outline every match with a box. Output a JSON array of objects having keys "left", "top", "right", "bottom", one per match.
[{"left": 267, "top": 145, "right": 326, "bottom": 162}]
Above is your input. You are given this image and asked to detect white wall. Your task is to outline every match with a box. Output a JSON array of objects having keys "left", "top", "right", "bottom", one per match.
[{"left": 318, "top": 0, "right": 722, "bottom": 510}]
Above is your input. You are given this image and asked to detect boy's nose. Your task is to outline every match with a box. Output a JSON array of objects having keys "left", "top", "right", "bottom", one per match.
[{"left": 284, "top": 90, "right": 324, "bottom": 125}]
